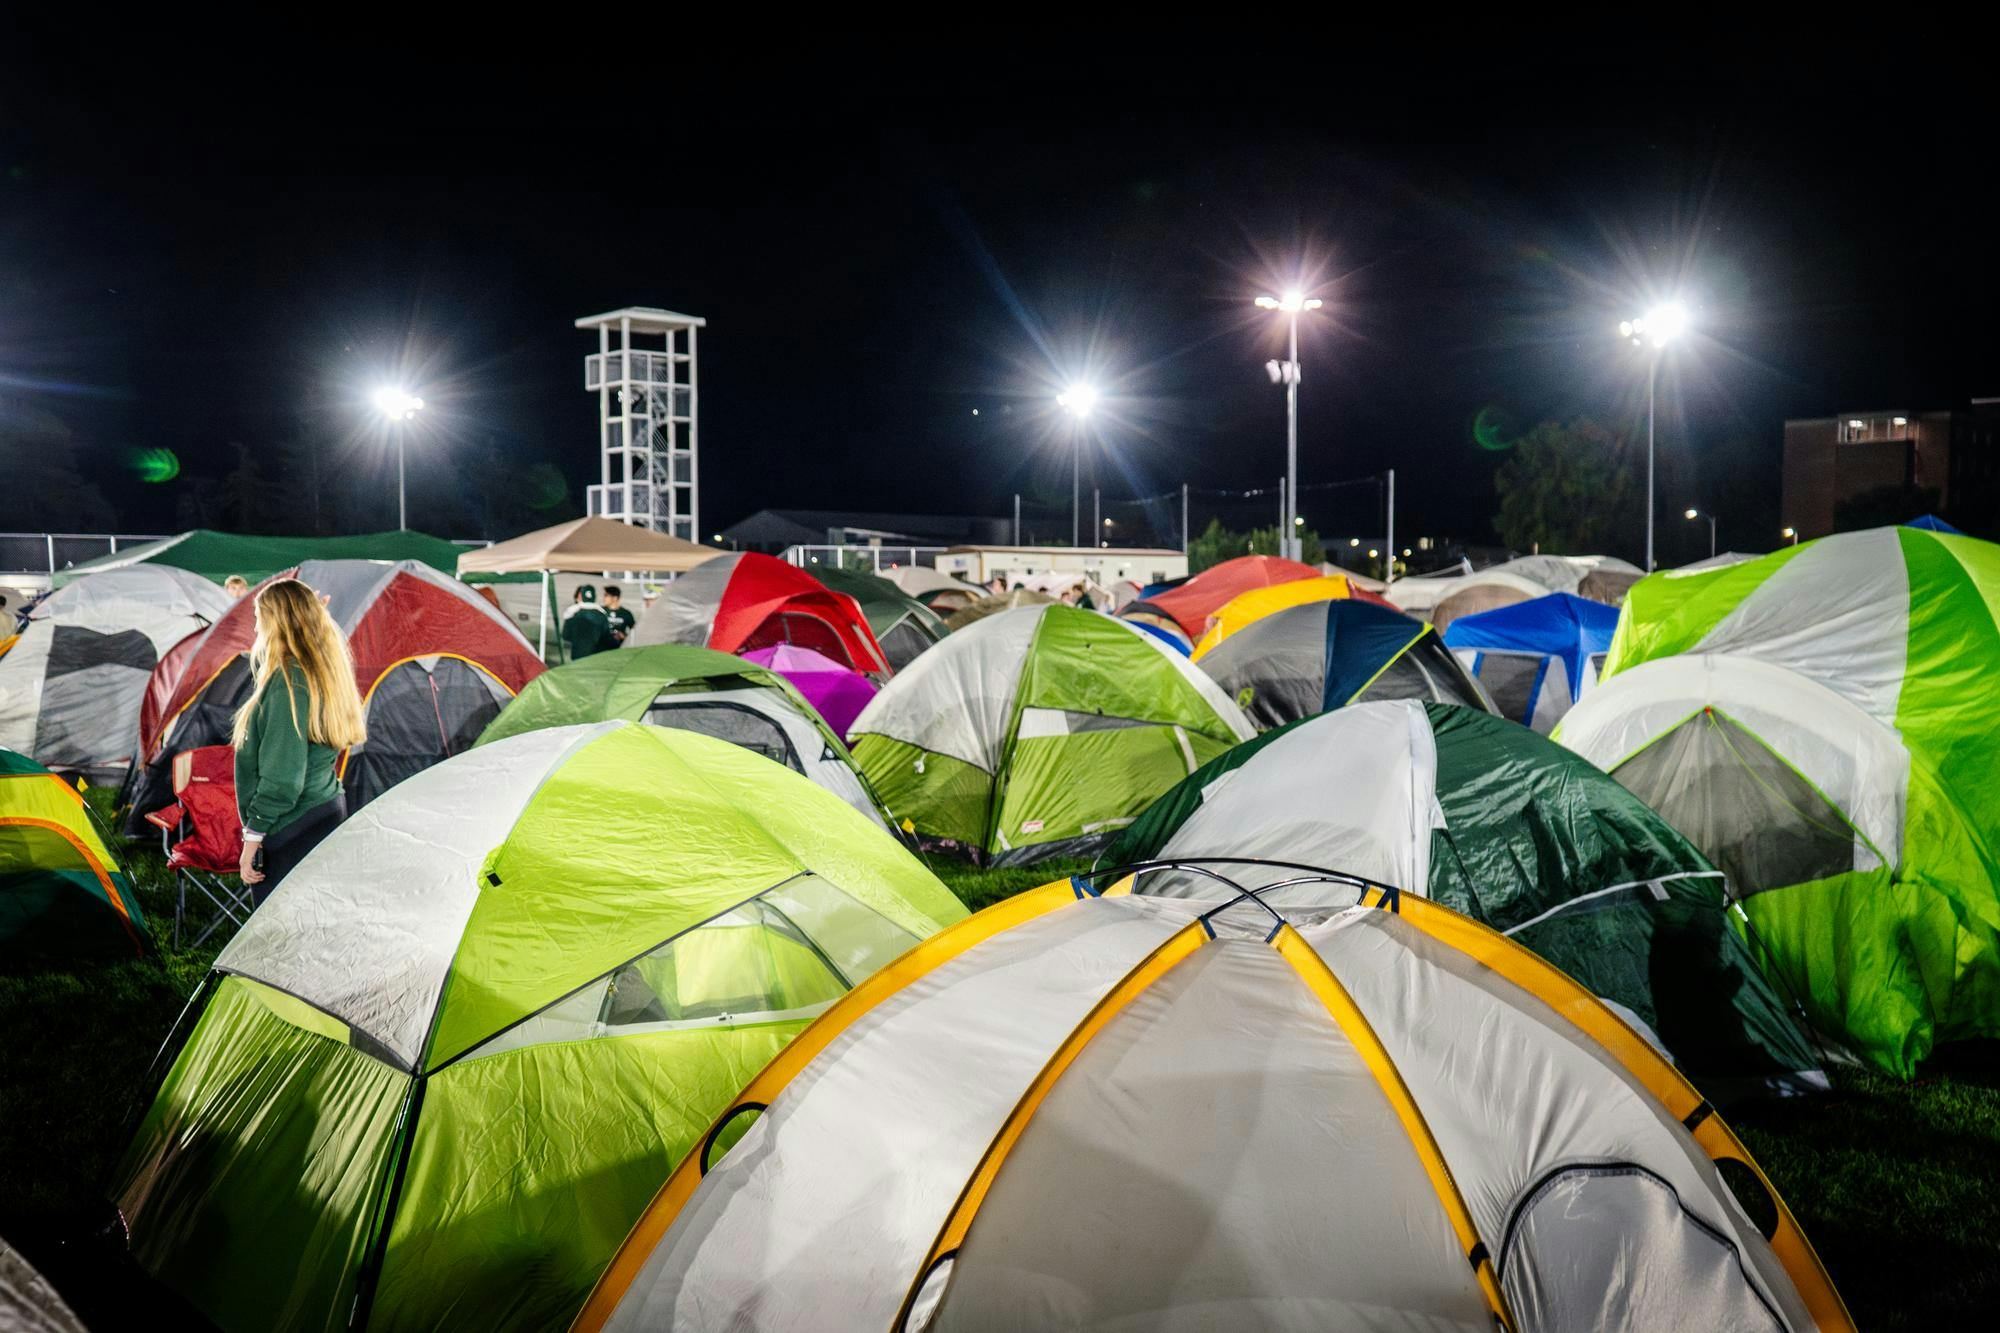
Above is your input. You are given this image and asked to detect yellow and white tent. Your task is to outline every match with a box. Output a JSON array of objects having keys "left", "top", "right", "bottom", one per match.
[
  {"left": 1190, "top": 574, "right": 1380, "bottom": 659},
  {"left": 578, "top": 868, "right": 1850, "bottom": 1332}
]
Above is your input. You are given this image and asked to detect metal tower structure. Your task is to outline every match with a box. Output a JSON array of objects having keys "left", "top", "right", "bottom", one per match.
[{"left": 577, "top": 307, "right": 705, "bottom": 540}]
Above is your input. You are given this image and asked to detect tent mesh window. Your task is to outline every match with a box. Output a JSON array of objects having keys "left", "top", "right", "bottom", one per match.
[
  {"left": 877, "top": 620, "right": 932, "bottom": 672},
  {"left": 1469, "top": 651, "right": 1545, "bottom": 722},
  {"left": 642, "top": 700, "right": 803, "bottom": 774},
  {"left": 1610, "top": 711, "right": 1860, "bottom": 894},
  {"left": 458, "top": 876, "right": 921, "bottom": 1061}
]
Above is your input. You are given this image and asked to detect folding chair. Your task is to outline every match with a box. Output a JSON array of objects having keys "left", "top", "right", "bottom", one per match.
[{"left": 144, "top": 746, "right": 251, "bottom": 948}]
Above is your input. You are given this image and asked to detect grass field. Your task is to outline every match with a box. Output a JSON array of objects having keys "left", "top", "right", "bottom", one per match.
[{"left": 3, "top": 815, "right": 1995, "bottom": 1328}]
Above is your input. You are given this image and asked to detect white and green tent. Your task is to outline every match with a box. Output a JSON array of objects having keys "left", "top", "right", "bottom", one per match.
[
  {"left": 1563, "top": 526, "right": 2000, "bottom": 1076},
  {"left": 114, "top": 721, "right": 966, "bottom": 1332},
  {"left": 850, "top": 604, "right": 1255, "bottom": 864}
]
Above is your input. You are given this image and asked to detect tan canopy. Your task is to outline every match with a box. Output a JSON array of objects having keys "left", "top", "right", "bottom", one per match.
[{"left": 455, "top": 517, "right": 721, "bottom": 576}]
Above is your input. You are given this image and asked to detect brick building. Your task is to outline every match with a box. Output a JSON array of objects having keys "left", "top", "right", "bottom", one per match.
[{"left": 1781, "top": 399, "right": 2000, "bottom": 538}]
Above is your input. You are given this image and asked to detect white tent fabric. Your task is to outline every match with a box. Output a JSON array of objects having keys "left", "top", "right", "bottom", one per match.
[
  {"left": 849, "top": 607, "right": 1051, "bottom": 774},
  {"left": 593, "top": 891, "right": 1833, "bottom": 1331},
  {"left": 0, "top": 565, "right": 232, "bottom": 772},
  {"left": 641, "top": 684, "right": 888, "bottom": 830},
  {"left": 1390, "top": 555, "right": 1640, "bottom": 618}
]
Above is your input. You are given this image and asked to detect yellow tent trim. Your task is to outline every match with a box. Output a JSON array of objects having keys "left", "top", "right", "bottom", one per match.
[{"left": 1192, "top": 576, "right": 1369, "bottom": 660}]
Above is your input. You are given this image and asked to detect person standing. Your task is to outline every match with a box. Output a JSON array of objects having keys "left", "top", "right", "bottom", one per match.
[
  {"left": 233, "top": 578, "right": 365, "bottom": 904},
  {"left": 602, "top": 585, "right": 636, "bottom": 646},
  {"left": 562, "top": 585, "right": 614, "bottom": 661}
]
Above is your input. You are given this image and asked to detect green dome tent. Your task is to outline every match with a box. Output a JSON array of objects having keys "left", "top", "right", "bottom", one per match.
[
  {"left": 808, "top": 565, "right": 948, "bottom": 672},
  {"left": 114, "top": 722, "right": 965, "bottom": 1333},
  {"left": 1, "top": 747, "right": 145, "bottom": 957},
  {"left": 475, "top": 644, "right": 895, "bottom": 831},
  {"left": 850, "top": 604, "right": 1255, "bottom": 865},
  {"left": 1106, "top": 702, "right": 1822, "bottom": 1098},
  {"left": 1570, "top": 526, "right": 2000, "bottom": 1077}
]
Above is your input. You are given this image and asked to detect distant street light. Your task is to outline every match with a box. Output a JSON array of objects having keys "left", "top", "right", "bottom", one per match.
[
  {"left": 1255, "top": 289, "right": 1324, "bottom": 561},
  {"left": 1617, "top": 301, "right": 1691, "bottom": 572},
  {"left": 1782, "top": 526, "right": 1799, "bottom": 545},
  {"left": 372, "top": 387, "right": 427, "bottom": 530},
  {"left": 1685, "top": 506, "right": 1717, "bottom": 559},
  {"left": 1056, "top": 385, "right": 1100, "bottom": 548}
]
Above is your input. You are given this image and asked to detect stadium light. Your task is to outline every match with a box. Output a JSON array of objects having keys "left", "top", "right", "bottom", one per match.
[
  {"left": 371, "top": 386, "right": 427, "bottom": 529},
  {"left": 1255, "top": 287, "right": 1325, "bottom": 559},
  {"left": 1056, "top": 384, "right": 1101, "bottom": 547},
  {"left": 1618, "top": 299, "right": 1694, "bottom": 572}
]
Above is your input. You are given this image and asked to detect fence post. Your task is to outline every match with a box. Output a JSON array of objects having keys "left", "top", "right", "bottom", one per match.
[
  {"left": 1013, "top": 494, "right": 1020, "bottom": 546},
  {"left": 1181, "top": 483, "right": 1189, "bottom": 553},
  {"left": 1385, "top": 468, "right": 1396, "bottom": 586}
]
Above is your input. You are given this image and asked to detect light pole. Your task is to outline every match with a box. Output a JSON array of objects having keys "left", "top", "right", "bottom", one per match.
[
  {"left": 1056, "top": 384, "right": 1099, "bottom": 548},
  {"left": 1618, "top": 301, "right": 1690, "bottom": 571},
  {"left": 1782, "top": 527, "right": 1799, "bottom": 546},
  {"left": 1257, "top": 290, "right": 1323, "bottom": 561},
  {"left": 1684, "top": 507, "right": 1716, "bottom": 559},
  {"left": 372, "top": 387, "right": 426, "bottom": 529}
]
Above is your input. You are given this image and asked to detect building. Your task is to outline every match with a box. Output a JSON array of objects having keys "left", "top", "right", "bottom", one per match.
[
  {"left": 578, "top": 307, "right": 704, "bottom": 541},
  {"left": 933, "top": 546, "right": 1187, "bottom": 588},
  {"left": 719, "top": 509, "right": 1012, "bottom": 553},
  {"left": 1782, "top": 399, "right": 2000, "bottom": 539}
]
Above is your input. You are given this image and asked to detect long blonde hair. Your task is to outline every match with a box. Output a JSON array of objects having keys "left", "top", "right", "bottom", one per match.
[{"left": 231, "top": 578, "right": 368, "bottom": 750}]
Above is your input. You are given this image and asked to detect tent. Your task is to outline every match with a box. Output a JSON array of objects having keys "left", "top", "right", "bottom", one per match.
[
  {"left": 114, "top": 721, "right": 967, "bottom": 1333},
  {"left": 1190, "top": 574, "right": 1390, "bottom": 659},
  {"left": 53, "top": 529, "right": 506, "bottom": 589},
  {"left": 1560, "top": 653, "right": 2000, "bottom": 1078},
  {"left": 1388, "top": 553, "right": 1642, "bottom": 619},
  {"left": 476, "top": 644, "right": 892, "bottom": 829},
  {"left": 850, "top": 604, "right": 1254, "bottom": 864},
  {"left": 454, "top": 517, "right": 723, "bottom": 660},
  {"left": 123, "top": 560, "right": 545, "bottom": 830},
  {"left": 882, "top": 565, "right": 983, "bottom": 613},
  {"left": 1106, "top": 701, "right": 1823, "bottom": 1097},
  {"left": 1121, "top": 553, "right": 1319, "bottom": 637},
  {"left": 576, "top": 880, "right": 1849, "bottom": 1333},
  {"left": 630, "top": 553, "right": 889, "bottom": 676},
  {"left": 940, "top": 587, "right": 1055, "bottom": 633},
  {"left": 1, "top": 747, "right": 144, "bottom": 956},
  {"left": 1443, "top": 591, "right": 1620, "bottom": 733},
  {"left": 743, "top": 644, "right": 879, "bottom": 740},
  {"left": 1906, "top": 513, "right": 1963, "bottom": 534},
  {"left": 1199, "top": 597, "right": 1491, "bottom": 730},
  {"left": 1428, "top": 580, "right": 1534, "bottom": 633},
  {"left": 0, "top": 566, "right": 232, "bottom": 780},
  {"left": 0, "top": 1237, "right": 89, "bottom": 1333},
  {"left": 807, "top": 565, "right": 948, "bottom": 671}
]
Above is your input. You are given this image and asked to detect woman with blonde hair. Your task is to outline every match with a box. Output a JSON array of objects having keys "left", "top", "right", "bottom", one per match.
[{"left": 232, "top": 578, "right": 366, "bottom": 902}]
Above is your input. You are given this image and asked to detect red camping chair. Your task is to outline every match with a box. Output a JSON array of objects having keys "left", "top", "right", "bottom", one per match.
[{"left": 144, "top": 746, "right": 249, "bottom": 948}]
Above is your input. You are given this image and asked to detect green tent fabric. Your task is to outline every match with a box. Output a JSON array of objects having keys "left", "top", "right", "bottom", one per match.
[
  {"left": 113, "top": 721, "right": 965, "bottom": 1332},
  {"left": 809, "top": 565, "right": 948, "bottom": 671},
  {"left": 849, "top": 603, "right": 1256, "bottom": 865},
  {"left": 52, "top": 529, "right": 535, "bottom": 588},
  {"left": 1564, "top": 525, "right": 2000, "bottom": 1076},
  {"left": 0, "top": 747, "right": 145, "bottom": 956},
  {"left": 1105, "top": 701, "right": 1823, "bottom": 1099},
  {"left": 475, "top": 644, "right": 897, "bottom": 830}
]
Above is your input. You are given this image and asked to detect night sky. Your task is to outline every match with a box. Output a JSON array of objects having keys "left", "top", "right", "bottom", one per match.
[{"left": 4, "top": 27, "right": 1994, "bottom": 565}]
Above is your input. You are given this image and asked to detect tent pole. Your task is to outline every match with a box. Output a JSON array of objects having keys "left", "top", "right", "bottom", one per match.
[{"left": 538, "top": 569, "right": 550, "bottom": 661}]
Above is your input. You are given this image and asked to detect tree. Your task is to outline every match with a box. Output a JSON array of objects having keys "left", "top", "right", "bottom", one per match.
[
  {"left": 1187, "top": 518, "right": 1249, "bottom": 573},
  {"left": 1493, "top": 417, "right": 1642, "bottom": 558},
  {"left": 1248, "top": 525, "right": 1327, "bottom": 567}
]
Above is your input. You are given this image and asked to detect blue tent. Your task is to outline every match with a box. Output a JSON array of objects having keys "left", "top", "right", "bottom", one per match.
[
  {"left": 1906, "top": 513, "right": 1964, "bottom": 534},
  {"left": 1442, "top": 592, "right": 1619, "bottom": 733}
]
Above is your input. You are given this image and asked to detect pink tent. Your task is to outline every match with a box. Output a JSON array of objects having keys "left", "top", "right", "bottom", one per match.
[{"left": 742, "top": 643, "right": 880, "bottom": 740}]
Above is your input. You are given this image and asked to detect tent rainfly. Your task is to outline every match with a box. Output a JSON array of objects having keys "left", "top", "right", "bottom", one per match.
[
  {"left": 630, "top": 553, "right": 890, "bottom": 677},
  {"left": 1191, "top": 575, "right": 1392, "bottom": 660},
  {"left": 574, "top": 876, "right": 1850, "bottom": 1333},
  {"left": 807, "top": 565, "right": 948, "bottom": 672},
  {"left": 1122, "top": 553, "right": 1321, "bottom": 638},
  {"left": 1, "top": 746, "right": 145, "bottom": 957},
  {"left": 114, "top": 722, "right": 966, "bottom": 1333},
  {"left": 1443, "top": 592, "right": 1620, "bottom": 733}
]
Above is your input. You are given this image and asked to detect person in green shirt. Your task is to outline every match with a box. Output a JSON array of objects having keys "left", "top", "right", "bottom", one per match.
[
  {"left": 602, "top": 584, "right": 636, "bottom": 646},
  {"left": 562, "top": 584, "right": 614, "bottom": 661},
  {"left": 232, "top": 578, "right": 367, "bottom": 904}
]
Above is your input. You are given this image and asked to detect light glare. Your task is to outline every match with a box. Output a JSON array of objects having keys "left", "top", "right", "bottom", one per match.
[{"left": 1056, "top": 384, "right": 1100, "bottom": 418}]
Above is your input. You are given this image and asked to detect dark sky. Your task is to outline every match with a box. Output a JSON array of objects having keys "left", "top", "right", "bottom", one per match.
[{"left": 3, "top": 25, "right": 1994, "bottom": 565}]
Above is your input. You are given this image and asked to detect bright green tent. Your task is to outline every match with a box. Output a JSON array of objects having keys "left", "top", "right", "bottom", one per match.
[
  {"left": 1561, "top": 525, "right": 2000, "bottom": 1076},
  {"left": 475, "top": 644, "right": 896, "bottom": 830},
  {"left": 1105, "top": 701, "right": 1823, "bottom": 1099},
  {"left": 0, "top": 748, "right": 145, "bottom": 956},
  {"left": 113, "top": 722, "right": 965, "bottom": 1332},
  {"left": 52, "top": 529, "right": 535, "bottom": 589},
  {"left": 809, "top": 565, "right": 948, "bottom": 671},
  {"left": 850, "top": 603, "right": 1255, "bottom": 864}
]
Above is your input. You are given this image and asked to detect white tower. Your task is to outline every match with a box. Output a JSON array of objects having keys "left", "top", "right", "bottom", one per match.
[{"left": 577, "top": 307, "right": 705, "bottom": 540}]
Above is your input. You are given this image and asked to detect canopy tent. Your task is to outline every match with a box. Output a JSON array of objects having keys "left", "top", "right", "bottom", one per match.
[
  {"left": 850, "top": 604, "right": 1254, "bottom": 864},
  {"left": 1121, "top": 553, "right": 1320, "bottom": 637},
  {"left": 742, "top": 644, "right": 879, "bottom": 740},
  {"left": 1443, "top": 591, "right": 1620, "bottom": 733},
  {"left": 122, "top": 560, "right": 544, "bottom": 832},
  {"left": 115, "top": 722, "right": 966, "bottom": 1333},
  {"left": 0, "top": 565, "right": 232, "bottom": 780},
  {"left": 1198, "top": 597, "right": 1492, "bottom": 730},
  {"left": 806, "top": 565, "right": 948, "bottom": 671},
  {"left": 631, "top": 553, "right": 890, "bottom": 677},
  {"left": 1560, "top": 653, "right": 2000, "bottom": 1078},
  {"left": 53, "top": 529, "right": 508, "bottom": 589},
  {"left": 1190, "top": 574, "right": 1390, "bottom": 659},
  {"left": 475, "top": 644, "right": 892, "bottom": 829},
  {"left": 454, "top": 517, "right": 724, "bottom": 660},
  {"left": 1107, "top": 701, "right": 1822, "bottom": 1098},
  {"left": 577, "top": 879, "right": 1849, "bottom": 1333},
  {"left": 1, "top": 747, "right": 144, "bottom": 957}
]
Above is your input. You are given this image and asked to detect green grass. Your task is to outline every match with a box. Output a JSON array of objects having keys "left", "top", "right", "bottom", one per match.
[{"left": 2, "top": 823, "right": 1994, "bottom": 1327}]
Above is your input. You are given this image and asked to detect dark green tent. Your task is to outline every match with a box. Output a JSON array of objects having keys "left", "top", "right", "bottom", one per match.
[{"left": 807, "top": 566, "right": 947, "bottom": 671}]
